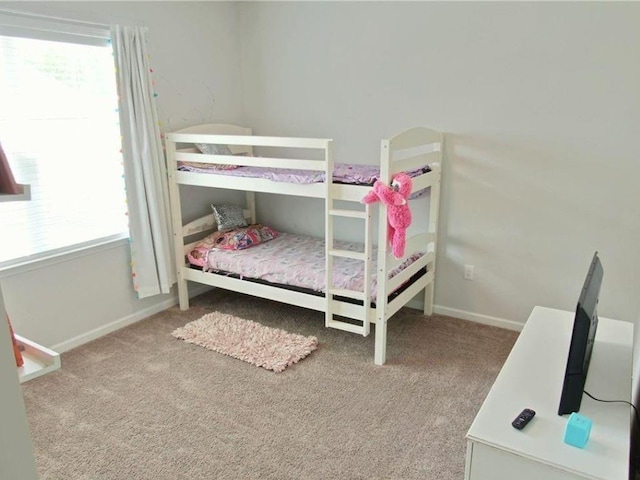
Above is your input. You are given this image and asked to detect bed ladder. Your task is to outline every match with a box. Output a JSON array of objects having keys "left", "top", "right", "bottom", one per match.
[{"left": 324, "top": 203, "right": 374, "bottom": 337}]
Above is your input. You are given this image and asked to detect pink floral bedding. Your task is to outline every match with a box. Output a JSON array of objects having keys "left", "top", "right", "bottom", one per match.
[
  {"left": 179, "top": 161, "right": 430, "bottom": 186},
  {"left": 192, "top": 232, "right": 424, "bottom": 300}
]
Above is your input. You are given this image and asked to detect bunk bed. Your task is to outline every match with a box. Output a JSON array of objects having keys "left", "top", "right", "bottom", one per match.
[{"left": 165, "top": 123, "right": 442, "bottom": 365}]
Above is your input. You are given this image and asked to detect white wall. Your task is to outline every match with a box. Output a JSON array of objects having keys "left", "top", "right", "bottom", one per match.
[
  {"left": 2, "top": 1, "right": 639, "bottom": 350},
  {"left": 237, "top": 2, "right": 640, "bottom": 327},
  {"left": 0, "top": 1, "right": 244, "bottom": 350}
]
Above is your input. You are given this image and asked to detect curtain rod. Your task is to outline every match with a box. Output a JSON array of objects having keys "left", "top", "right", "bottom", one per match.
[{"left": 0, "top": 7, "right": 111, "bottom": 29}]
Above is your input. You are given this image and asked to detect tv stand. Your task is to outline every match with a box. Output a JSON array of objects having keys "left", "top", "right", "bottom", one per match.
[{"left": 465, "top": 306, "right": 632, "bottom": 480}]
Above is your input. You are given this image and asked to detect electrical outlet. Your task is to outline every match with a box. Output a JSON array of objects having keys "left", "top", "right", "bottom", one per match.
[{"left": 464, "top": 264, "right": 474, "bottom": 280}]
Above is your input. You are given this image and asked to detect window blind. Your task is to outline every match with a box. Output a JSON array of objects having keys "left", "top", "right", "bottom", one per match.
[{"left": 0, "top": 13, "right": 127, "bottom": 268}]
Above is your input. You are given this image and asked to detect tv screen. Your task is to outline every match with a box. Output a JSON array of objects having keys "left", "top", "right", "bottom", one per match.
[{"left": 558, "top": 251, "right": 603, "bottom": 416}]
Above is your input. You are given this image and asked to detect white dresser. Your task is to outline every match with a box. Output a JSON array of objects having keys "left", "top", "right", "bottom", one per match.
[{"left": 465, "top": 306, "right": 633, "bottom": 480}]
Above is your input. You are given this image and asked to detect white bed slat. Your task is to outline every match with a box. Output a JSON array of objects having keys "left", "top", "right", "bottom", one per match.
[
  {"left": 331, "top": 301, "right": 371, "bottom": 321},
  {"left": 182, "top": 214, "right": 216, "bottom": 236},
  {"left": 173, "top": 123, "right": 252, "bottom": 136},
  {"left": 331, "top": 184, "right": 372, "bottom": 202},
  {"left": 391, "top": 141, "right": 440, "bottom": 161},
  {"left": 386, "top": 270, "right": 434, "bottom": 318},
  {"left": 184, "top": 267, "right": 328, "bottom": 312},
  {"left": 411, "top": 169, "right": 437, "bottom": 193},
  {"left": 386, "top": 253, "right": 431, "bottom": 293},
  {"left": 328, "top": 249, "right": 366, "bottom": 261},
  {"left": 328, "top": 288, "right": 365, "bottom": 301},
  {"left": 168, "top": 132, "right": 331, "bottom": 149},
  {"left": 391, "top": 150, "right": 441, "bottom": 175},
  {"left": 177, "top": 145, "right": 253, "bottom": 156},
  {"left": 176, "top": 170, "right": 328, "bottom": 198},
  {"left": 182, "top": 210, "right": 251, "bottom": 237},
  {"left": 326, "top": 319, "right": 367, "bottom": 334},
  {"left": 329, "top": 208, "right": 367, "bottom": 219},
  {"left": 176, "top": 151, "right": 326, "bottom": 171},
  {"left": 385, "top": 234, "right": 435, "bottom": 270}
]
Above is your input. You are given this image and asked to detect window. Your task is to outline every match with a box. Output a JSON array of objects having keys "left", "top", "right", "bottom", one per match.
[{"left": 0, "top": 12, "right": 127, "bottom": 269}]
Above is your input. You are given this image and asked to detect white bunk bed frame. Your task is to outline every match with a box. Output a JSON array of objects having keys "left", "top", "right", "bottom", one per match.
[{"left": 166, "top": 124, "right": 442, "bottom": 365}]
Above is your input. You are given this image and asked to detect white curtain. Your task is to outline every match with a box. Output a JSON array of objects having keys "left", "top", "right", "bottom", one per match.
[{"left": 111, "top": 25, "right": 175, "bottom": 298}]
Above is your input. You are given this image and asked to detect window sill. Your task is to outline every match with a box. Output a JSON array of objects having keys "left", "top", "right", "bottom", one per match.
[
  {"left": 0, "top": 184, "right": 31, "bottom": 202},
  {"left": 0, "top": 234, "right": 130, "bottom": 279},
  {"left": 15, "top": 334, "right": 61, "bottom": 383}
]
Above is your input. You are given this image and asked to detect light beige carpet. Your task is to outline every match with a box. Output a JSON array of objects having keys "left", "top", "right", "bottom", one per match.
[{"left": 22, "top": 289, "right": 518, "bottom": 480}]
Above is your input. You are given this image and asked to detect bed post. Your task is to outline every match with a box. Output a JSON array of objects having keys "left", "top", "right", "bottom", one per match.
[
  {"left": 165, "top": 134, "right": 190, "bottom": 310},
  {"left": 374, "top": 320, "right": 388, "bottom": 366},
  {"left": 246, "top": 191, "right": 256, "bottom": 224},
  {"left": 423, "top": 137, "right": 442, "bottom": 316},
  {"left": 374, "top": 138, "right": 393, "bottom": 365}
]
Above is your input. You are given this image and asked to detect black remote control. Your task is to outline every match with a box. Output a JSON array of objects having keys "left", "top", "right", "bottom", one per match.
[{"left": 512, "top": 408, "right": 536, "bottom": 430}]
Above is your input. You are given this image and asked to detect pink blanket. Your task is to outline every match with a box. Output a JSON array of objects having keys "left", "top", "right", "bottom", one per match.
[
  {"left": 179, "top": 161, "right": 430, "bottom": 186},
  {"left": 193, "top": 232, "right": 424, "bottom": 300}
]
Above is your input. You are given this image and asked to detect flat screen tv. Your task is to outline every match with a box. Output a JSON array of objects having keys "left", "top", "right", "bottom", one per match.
[{"left": 558, "top": 251, "right": 603, "bottom": 415}]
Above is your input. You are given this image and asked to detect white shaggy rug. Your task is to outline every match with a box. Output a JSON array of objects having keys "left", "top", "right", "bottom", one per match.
[{"left": 171, "top": 312, "right": 318, "bottom": 372}]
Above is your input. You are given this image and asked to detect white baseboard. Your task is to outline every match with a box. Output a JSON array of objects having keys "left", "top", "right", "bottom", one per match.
[
  {"left": 433, "top": 305, "right": 524, "bottom": 332},
  {"left": 52, "top": 287, "right": 521, "bottom": 354},
  {"left": 51, "top": 284, "right": 212, "bottom": 353},
  {"left": 403, "top": 299, "right": 523, "bottom": 332}
]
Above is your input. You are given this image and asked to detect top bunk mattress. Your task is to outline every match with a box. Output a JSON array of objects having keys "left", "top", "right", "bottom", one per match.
[
  {"left": 178, "top": 161, "right": 430, "bottom": 186},
  {"left": 187, "top": 231, "right": 425, "bottom": 301}
]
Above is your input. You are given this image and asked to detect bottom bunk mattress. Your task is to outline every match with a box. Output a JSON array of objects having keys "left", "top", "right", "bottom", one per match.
[{"left": 187, "top": 230, "right": 426, "bottom": 301}]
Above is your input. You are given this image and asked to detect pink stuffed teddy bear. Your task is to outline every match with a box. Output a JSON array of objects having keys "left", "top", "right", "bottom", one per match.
[{"left": 361, "top": 172, "right": 413, "bottom": 258}]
